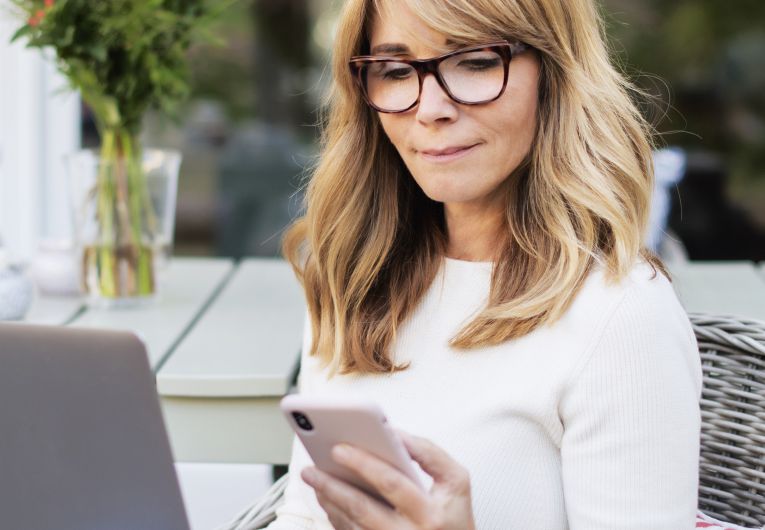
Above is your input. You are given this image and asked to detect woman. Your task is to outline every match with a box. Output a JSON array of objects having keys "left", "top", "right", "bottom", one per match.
[{"left": 270, "top": 0, "right": 702, "bottom": 527}]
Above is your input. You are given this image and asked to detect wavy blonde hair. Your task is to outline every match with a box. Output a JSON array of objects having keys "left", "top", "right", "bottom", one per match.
[{"left": 283, "top": 0, "right": 664, "bottom": 375}]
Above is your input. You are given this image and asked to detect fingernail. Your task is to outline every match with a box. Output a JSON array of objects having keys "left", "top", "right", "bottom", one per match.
[{"left": 332, "top": 444, "right": 352, "bottom": 462}]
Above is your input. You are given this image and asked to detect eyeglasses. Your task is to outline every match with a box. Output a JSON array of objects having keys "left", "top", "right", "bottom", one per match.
[{"left": 349, "top": 41, "right": 529, "bottom": 113}]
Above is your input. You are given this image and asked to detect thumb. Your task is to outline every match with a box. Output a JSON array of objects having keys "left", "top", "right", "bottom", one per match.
[{"left": 397, "top": 430, "right": 468, "bottom": 486}]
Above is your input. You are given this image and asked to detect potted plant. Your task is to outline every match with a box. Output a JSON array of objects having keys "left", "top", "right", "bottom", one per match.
[{"left": 10, "top": 0, "right": 221, "bottom": 306}]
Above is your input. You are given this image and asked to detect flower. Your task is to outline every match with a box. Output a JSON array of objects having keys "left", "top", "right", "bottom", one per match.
[
  {"left": 27, "top": 0, "right": 53, "bottom": 27},
  {"left": 27, "top": 9, "right": 45, "bottom": 27}
]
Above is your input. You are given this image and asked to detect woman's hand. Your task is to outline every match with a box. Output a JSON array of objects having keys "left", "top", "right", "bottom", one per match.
[{"left": 300, "top": 431, "right": 476, "bottom": 530}]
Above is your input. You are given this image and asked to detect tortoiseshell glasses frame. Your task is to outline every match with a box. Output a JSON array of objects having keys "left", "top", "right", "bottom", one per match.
[{"left": 349, "top": 40, "right": 529, "bottom": 113}]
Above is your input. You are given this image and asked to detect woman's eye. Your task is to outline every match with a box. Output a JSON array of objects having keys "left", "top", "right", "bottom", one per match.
[
  {"left": 382, "top": 67, "right": 414, "bottom": 80},
  {"left": 457, "top": 57, "right": 501, "bottom": 70}
]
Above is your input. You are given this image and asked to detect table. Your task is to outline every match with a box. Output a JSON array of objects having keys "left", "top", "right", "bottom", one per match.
[
  {"left": 25, "top": 257, "right": 305, "bottom": 465},
  {"left": 157, "top": 259, "right": 304, "bottom": 464},
  {"left": 668, "top": 261, "right": 765, "bottom": 322},
  {"left": 23, "top": 257, "right": 765, "bottom": 466}
]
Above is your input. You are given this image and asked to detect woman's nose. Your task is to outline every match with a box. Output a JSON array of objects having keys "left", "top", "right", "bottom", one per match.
[{"left": 415, "top": 74, "right": 458, "bottom": 124}]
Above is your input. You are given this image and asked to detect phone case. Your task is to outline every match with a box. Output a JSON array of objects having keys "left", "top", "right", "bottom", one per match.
[{"left": 280, "top": 394, "right": 425, "bottom": 500}]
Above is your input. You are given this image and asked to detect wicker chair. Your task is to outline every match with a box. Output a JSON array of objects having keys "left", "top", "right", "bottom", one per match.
[
  {"left": 691, "top": 313, "right": 765, "bottom": 528},
  {"left": 222, "top": 312, "right": 765, "bottom": 530}
]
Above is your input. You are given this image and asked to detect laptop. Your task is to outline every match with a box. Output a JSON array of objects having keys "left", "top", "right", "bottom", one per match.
[{"left": 0, "top": 323, "right": 191, "bottom": 530}]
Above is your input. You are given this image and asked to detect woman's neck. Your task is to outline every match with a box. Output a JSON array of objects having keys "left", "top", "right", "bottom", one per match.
[{"left": 444, "top": 200, "right": 504, "bottom": 262}]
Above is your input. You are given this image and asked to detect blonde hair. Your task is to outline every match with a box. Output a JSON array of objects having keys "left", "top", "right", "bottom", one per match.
[{"left": 283, "top": 0, "right": 664, "bottom": 375}]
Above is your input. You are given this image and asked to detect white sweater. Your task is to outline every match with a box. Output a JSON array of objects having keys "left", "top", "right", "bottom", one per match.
[{"left": 266, "top": 259, "right": 702, "bottom": 529}]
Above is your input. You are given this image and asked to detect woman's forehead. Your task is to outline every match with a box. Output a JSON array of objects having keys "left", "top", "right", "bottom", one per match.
[
  {"left": 367, "top": 0, "right": 505, "bottom": 56},
  {"left": 368, "top": 1, "right": 456, "bottom": 56}
]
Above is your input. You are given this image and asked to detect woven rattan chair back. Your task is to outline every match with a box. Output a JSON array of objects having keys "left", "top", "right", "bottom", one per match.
[{"left": 690, "top": 313, "right": 765, "bottom": 528}]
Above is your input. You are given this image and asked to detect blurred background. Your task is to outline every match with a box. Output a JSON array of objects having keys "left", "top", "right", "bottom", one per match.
[
  {"left": 604, "top": 0, "right": 765, "bottom": 261},
  {"left": 111, "top": 0, "right": 334, "bottom": 260},
  {"left": 3, "top": 0, "right": 765, "bottom": 262}
]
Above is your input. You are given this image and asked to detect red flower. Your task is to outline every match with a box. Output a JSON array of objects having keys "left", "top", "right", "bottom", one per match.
[
  {"left": 27, "top": 0, "right": 52, "bottom": 27},
  {"left": 28, "top": 9, "right": 45, "bottom": 27}
]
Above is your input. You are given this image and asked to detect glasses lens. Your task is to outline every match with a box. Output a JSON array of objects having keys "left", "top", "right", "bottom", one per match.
[
  {"left": 440, "top": 49, "right": 505, "bottom": 103},
  {"left": 361, "top": 61, "right": 419, "bottom": 112}
]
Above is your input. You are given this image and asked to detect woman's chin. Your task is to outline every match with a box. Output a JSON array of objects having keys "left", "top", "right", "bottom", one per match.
[
  {"left": 418, "top": 186, "right": 484, "bottom": 205},
  {"left": 409, "top": 173, "right": 478, "bottom": 202}
]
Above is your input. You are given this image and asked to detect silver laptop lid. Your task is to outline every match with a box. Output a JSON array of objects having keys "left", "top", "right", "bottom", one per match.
[{"left": 0, "top": 323, "right": 190, "bottom": 530}]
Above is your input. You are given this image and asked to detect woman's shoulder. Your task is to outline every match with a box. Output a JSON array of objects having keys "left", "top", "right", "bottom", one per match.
[
  {"left": 580, "top": 258, "right": 676, "bottom": 310},
  {"left": 558, "top": 258, "right": 687, "bottom": 339},
  {"left": 536, "top": 258, "right": 697, "bottom": 396},
  {"left": 560, "top": 258, "right": 701, "bottom": 400}
]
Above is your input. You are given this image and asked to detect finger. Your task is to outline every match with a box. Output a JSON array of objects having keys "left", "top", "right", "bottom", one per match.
[
  {"left": 331, "top": 444, "right": 430, "bottom": 522},
  {"left": 397, "top": 431, "right": 470, "bottom": 488},
  {"left": 302, "top": 466, "right": 398, "bottom": 529},
  {"left": 315, "top": 492, "right": 357, "bottom": 530}
]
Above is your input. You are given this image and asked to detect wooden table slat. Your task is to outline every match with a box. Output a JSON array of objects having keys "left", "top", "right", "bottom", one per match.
[
  {"left": 24, "top": 295, "right": 84, "bottom": 326},
  {"left": 68, "top": 257, "right": 234, "bottom": 369},
  {"left": 157, "top": 258, "right": 305, "bottom": 397}
]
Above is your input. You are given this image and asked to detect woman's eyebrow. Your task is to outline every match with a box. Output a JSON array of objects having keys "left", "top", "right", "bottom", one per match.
[
  {"left": 369, "top": 40, "right": 462, "bottom": 56},
  {"left": 370, "top": 43, "right": 410, "bottom": 55}
]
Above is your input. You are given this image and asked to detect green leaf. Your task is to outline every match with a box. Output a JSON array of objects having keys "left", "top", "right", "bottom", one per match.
[
  {"left": 7, "top": 0, "right": 227, "bottom": 136},
  {"left": 90, "top": 44, "right": 108, "bottom": 62},
  {"left": 10, "top": 25, "right": 33, "bottom": 43}
]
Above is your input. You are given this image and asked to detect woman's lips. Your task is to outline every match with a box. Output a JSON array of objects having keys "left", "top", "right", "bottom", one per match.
[{"left": 419, "top": 143, "right": 480, "bottom": 163}]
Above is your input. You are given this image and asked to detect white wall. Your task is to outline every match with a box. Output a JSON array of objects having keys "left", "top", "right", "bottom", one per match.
[{"left": 0, "top": 8, "right": 80, "bottom": 263}]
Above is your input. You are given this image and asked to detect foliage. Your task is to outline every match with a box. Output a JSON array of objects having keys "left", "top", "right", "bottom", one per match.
[
  {"left": 11, "top": 0, "right": 223, "bottom": 136},
  {"left": 8, "top": 0, "right": 230, "bottom": 299}
]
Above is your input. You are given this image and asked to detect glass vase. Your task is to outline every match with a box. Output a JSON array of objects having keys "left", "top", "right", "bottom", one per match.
[{"left": 66, "top": 148, "right": 181, "bottom": 307}]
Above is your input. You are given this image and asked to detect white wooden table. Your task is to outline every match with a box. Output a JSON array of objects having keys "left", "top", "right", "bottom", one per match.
[
  {"left": 668, "top": 261, "right": 765, "bottom": 322},
  {"left": 157, "top": 259, "right": 305, "bottom": 464},
  {"left": 25, "top": 256, "right": 305, "bottom": 465},
  {"left": 23, "top": 257, "right": 765, "bottom": 466}
]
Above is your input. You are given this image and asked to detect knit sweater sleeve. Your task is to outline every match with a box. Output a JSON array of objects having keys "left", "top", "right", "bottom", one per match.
[{"left": 559, "top": 275, "right": 702, "bottom": 529}]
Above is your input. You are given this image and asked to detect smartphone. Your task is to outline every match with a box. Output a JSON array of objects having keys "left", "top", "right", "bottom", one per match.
[{"left": 280, "top": 394, "right": 425, "bottom": 500}]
